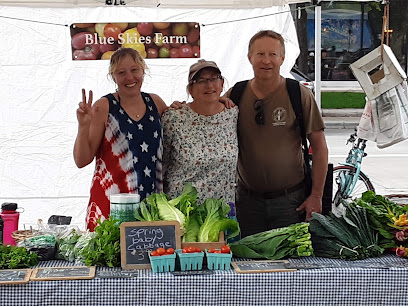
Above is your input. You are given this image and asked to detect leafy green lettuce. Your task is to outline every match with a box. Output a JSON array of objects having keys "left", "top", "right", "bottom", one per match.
[
  {"left": 136, "top": 183, "right": 240, "bottom": 243},
  {"left": 183, "top": 198, "right": 240, "bottom": 242}
]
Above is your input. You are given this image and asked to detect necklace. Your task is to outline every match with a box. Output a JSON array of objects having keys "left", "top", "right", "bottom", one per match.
[{"left": 117, "top": 93, "right": 142, "bottom": 118}]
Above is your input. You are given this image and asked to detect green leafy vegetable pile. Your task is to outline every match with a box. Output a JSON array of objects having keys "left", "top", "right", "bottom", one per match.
[
  {"left": 137, "top": 183, "right": 198, "bottom": 230},
  {"left": 309, "top": 204, "right": 384, "bottom": 260},
  {"left": 229, "top": 223, "right": 313, "bottom": 260},
  {"left": 56, "top": 228, "right": 95, "bottom": 263},
  {"left": 57, "top": 229, "right": 81, "bottom": 261},
  {"left": 81, "top": 217, "right": 121, "bottom": 267},
  {"left": 352, "top": 191, "right": 408, "bottom": 250},
  {"left": 0, "top": 245, "right": 38, "bottom": 269},
  {"left": 19, "top": 234, "right": 57, "bottom": 261},
  {"left": 136, "top": 183, "right": 240, "bottom": 243},
  {"left": 184, "top": 198, "right": 240, "bottom": 242}
]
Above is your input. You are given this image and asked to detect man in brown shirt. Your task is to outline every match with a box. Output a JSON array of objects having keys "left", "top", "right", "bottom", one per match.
[{"left": 229, "top": 30, "right": 328, "bottom": 237}]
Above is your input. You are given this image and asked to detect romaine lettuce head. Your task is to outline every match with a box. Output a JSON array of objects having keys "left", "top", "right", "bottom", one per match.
[{"left": 197, "top": 198, "right": 239, "bottom": 242}]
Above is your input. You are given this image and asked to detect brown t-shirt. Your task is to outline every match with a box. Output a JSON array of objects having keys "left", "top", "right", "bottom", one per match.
[{"left": 228, "top": 79, "right": 325, "bottom": 193}]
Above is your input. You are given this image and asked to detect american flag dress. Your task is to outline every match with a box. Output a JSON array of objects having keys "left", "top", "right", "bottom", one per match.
[{"left": 85, "top": 92, "right": 163, "bottom": 231}]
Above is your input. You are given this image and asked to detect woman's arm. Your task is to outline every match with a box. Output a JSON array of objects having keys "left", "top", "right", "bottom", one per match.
[
  {"left": 161, "top": 110, "right": 175, "bottom": 187},
  {"left": 150, "top": 93, "right": 168, "bottom": 116},
  {"left": 73, "top": 90, "right": 109, "bottom": 168}
]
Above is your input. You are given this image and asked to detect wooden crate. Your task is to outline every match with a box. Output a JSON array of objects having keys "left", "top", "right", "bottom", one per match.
[{"left": 181, "top": 232, "right": 225, "bottom": 251}]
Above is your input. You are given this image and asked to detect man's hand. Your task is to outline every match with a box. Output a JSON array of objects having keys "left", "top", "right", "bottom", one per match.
[
  {"left": 296, "top": 195, "right": 322, "bottom": 221},
  {"left": 169, "top": 100, "right": 186, "bottom": 109},
  {"left": 219, "top": 97, "right": 235, "bottom": 109}
]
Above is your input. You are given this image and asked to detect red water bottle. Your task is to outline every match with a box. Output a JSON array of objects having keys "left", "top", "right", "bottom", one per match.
[
  {"left": 0, "top": 215, "right": 3, "bottom": 245},
  {"left": 1, "top": 203, "right": 21, "bottom": 245}
]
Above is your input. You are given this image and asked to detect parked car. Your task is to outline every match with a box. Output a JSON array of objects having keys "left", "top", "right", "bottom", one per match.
[{"left": 290, "top": 66, "right": 315, "bottom": 94}]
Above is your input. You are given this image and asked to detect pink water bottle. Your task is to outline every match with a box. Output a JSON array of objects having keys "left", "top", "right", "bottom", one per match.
[{"left": 1, "top": 202, "right": 20, "bottom": 245}]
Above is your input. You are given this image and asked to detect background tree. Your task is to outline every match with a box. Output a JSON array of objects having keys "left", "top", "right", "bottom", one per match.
[
  {"left": 388, "top": 0, "right": 408, "bottom": 71},
  {"left": 295, "top": 3, "right": 309, "bottom": 74}
]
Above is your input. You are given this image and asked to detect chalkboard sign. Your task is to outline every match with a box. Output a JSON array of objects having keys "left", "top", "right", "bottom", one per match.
[
  {"left": 30, "top": 266, "right": 95, "bottom": 281},
  {"left": 96, "top": 270, "right": 139, "bottom": 278},
  {"left": 171, "top": 270, "right": 214, "bottom": 276},
  {"left": 0, "top": 269, "right": 32, "bottom": 285},
  {"left": 120, "top": 221, "right": 181, "bottom": 269},
  {"left": 231, "top": 260, "right": 296, "bottom": 274}
]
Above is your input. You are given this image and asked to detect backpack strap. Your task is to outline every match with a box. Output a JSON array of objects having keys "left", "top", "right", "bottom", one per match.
[
  {"left": 286, "top": 78, "right": 312, "bottom": 184},
  {"left": 230, "top": 80, "right": 249, "bottom": 106}
]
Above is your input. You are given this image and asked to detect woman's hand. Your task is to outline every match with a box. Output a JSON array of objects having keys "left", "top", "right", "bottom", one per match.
[
  {"left": 77, "top": 89, "right": 93, "bottom": 127},
  {"left": 219, "top": 97, "right": 235, "bottom": 109}
]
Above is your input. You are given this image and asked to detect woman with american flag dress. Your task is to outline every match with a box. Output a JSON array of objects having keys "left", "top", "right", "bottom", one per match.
[{"left": 73, "top": 48, "right": 167, "bottom": 231}]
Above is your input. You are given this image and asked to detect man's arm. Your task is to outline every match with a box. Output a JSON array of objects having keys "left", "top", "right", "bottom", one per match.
[
  {"left": 308, "top": 129, "right": 329, "bottom": 199},
  {"left": 296, "top": 129, "right": 328, "bottom": 220}
]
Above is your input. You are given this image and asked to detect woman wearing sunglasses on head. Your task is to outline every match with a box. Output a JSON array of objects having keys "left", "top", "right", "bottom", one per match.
[{"left": 162, "top": 59, "right": 238, "bottom": 204}]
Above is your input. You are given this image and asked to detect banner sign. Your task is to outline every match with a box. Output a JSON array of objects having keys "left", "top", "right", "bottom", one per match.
[
  {"left": 103, "top": 0, "right": 127, "bottom": 5},
  {"left": 70, "top": 22, "right": 200, "bottom": 60}
]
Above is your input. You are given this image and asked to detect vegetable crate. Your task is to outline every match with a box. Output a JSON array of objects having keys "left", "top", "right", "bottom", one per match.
[
  {"left": 181, "top": 232, "right": 225, "bottom": 251},
  {"left": 206, "top": 251, "right": 232, "bottom": 270},
  {"left": 176, "top": 250, "right": 204, "bottom": 271},
  {"left": 149, "top": 253, "right": 176, "bottom": 273}
]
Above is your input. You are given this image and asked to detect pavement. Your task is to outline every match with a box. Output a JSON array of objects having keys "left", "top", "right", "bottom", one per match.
[{"left": 322, "top": 108, "right": 363, "bottom": 129}]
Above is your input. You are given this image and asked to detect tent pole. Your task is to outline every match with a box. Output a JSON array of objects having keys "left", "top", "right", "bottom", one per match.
[{"left": 314, "top": 2, "right": 322, "bottom": 110}]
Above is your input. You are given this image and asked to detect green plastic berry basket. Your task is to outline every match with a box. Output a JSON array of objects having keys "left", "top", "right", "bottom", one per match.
[
  {"left": 176, "top": 249, "right": 204, "bottom": 271},
  {"left": 205, "top": 251, "right": 232, "bottom": 270},
  {"left": 149, "top": 253, "right": 176, "bottom": 273}
]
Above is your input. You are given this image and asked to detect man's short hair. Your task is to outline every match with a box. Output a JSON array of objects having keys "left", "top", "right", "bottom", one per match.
[{"left": 248, "top": 30, "right": 285, "bottom": 56}]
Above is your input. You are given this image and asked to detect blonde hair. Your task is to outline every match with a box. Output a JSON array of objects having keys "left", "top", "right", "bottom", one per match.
[{"left": 109, "top": 48, "right": 147, "bottom": 80}]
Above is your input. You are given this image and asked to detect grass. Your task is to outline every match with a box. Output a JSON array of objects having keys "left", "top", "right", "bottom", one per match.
[{"left": 321, "top": 92, "right": 366, "bottom": 109}]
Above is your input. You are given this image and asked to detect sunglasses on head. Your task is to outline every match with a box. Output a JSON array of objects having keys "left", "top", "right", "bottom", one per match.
[{"left": 253, "top": 99, "right": 265, "bottom": 125}]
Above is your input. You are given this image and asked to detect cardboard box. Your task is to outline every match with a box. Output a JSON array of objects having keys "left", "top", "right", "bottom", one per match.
[{"left": 350, "top": 45, "right": 407, "bottom": 100}]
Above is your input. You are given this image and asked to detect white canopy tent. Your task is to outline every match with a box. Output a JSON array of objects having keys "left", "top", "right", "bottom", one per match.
[
  {"left": 0, "top": 0, "right": 378, "bottom": 229},
  {"left": 0, "top": 0, "right": 305, "bottom": 229},
  {"left": 0, "top": 0, "right": 309, "bottom": 8}
]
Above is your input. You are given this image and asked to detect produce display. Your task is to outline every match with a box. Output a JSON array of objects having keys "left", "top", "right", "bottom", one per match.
[
  {"left": 181, "top": 247, "right": 202, "bottom": 253},
  {"left": 0, "top": 245, "right": 38, "bottom": 269},
  {"left": 352, "top": 191, "right": 408, "bottom": 257},
  {"left": 205, "top": 246, "right": 232, "bottom": 270},
  {"left": 2, "top": 187, "right": 407, "bottom": 274},
  {"left": 136, "top": 183, "right": 240, "bottom": 243},
  {"left": 70, "top": 22, "right": 200, "bottom": 60},
  {"left": 56, "top": 229, "right": 81, "bottom": 261},
  {"left": 176, "top": 248, "right": 204, "bottom": 271},
  {"left": 309, "top": 206, "right": 384, "bottom": 260},
  {"left": 150, "top": 247, "right": 175, "bottom": 256},
  {"left": 149, "top": 245, "right": 233, "bottom": 272},
  {"left": 57, "top": 229, "right": 95, "bottom": 263},
  {"left": 207, "top": 245, "right": 231, "bottom": 254},
  {"left": 80, "top": 217, "right": 121, "bottom": 267},
  {"left": 149, "top": 251, "right": 176, "bottom": 273},
  {"left": 18, "top": 234, "right": 56, "bottom": 261},
  {"left": 229, "top": 223, "right": 313, "bottom": 260}
]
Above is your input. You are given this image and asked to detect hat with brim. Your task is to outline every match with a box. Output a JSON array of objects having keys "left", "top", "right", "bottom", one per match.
[{"left": 188, "top": 59, "right": 221, "bottom": 83}]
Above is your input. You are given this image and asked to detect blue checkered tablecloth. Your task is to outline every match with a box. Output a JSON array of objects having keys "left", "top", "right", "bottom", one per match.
[{"left": 1, "top": 255, "right": 408, "bottom": 306}]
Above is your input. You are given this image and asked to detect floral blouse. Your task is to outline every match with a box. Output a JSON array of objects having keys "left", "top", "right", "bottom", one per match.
[{"left": 162, "top": 104, "right": 238, "bottom": 204}]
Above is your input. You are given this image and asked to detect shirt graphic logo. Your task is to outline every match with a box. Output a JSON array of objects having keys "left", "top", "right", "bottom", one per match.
[{"left": 272, "top": 107, "right": 287, "bottom": 126}]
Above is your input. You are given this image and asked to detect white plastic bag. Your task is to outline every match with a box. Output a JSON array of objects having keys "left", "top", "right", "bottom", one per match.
[
  {"left": 371, "top": 83, "right": 408, "bottom": 148},
  {"left": 357, "top": 97, "right": 376, "bottom": 141}
]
